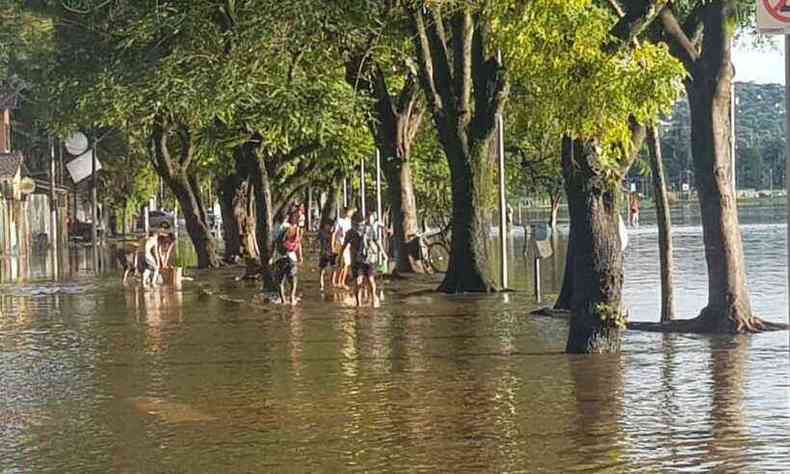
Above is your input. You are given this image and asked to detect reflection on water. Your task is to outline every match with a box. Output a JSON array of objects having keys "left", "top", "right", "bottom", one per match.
[{"left": 0, "top": 207, "right": 788, "bottom": 472}]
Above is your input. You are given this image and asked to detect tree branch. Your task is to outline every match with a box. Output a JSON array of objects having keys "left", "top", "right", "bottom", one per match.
[
  {"left": 407, "top": 6, "right": 453, "bottom": 115},
  {"left": 658, "top": 7, "right": 699, "bottom": 69},
  {"left": 604, "top": 0, "right": 663, "bottom": 54},
  {"left": 451, "top": 8, "right": 473, "bottom": 119}
]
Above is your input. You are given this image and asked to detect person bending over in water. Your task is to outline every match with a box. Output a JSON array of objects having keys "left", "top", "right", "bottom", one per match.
[
  {"left": 340, "top": 214, "right": 382, "bottom": 307},
  {"left": 142, "top": 231, "right": 161, "bottom": 288}
]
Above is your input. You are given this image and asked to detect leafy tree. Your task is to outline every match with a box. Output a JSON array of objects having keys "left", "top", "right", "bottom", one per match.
[
  {"left": 499, "top": 0, "right": 684, "bottom": 352},
  {"left": 647, "top": 0, "right": 779, "bottom": 332},
  {"left": 404, "top": 0, "right": 509, "bottom": 293}
]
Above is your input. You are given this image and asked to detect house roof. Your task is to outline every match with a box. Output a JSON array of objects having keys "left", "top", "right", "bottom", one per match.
[{"left": 0, "top": 152, "right": 24, "bottom": 179}]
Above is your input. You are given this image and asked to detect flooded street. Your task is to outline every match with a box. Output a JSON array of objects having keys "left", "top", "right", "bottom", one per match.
[{"left": 1, "top": 207, "right": 788, "bottom": 472}]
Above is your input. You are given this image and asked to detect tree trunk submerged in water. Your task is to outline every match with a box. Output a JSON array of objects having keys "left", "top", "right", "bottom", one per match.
[
  {"left": 152, "top": 119, "right": 221, "bottom": 269},
  {"left": 555, "top": 137, "right": 575, "bottom": 311},
  {"left": 647, "top": 126, "right": 675, "bottom": 322},
  {"left": 383, "top": 148, "right": 424, "bottom": 274},
  {"left": 253, "top": 172, "right": 277, "bottom": 294},
  {"left": 563, "top": 140, "right": 627, "bottom": 353},
  {"left": 658, "top": 3, "right": 769, "bottom": 333},
  {"left": 439, "top": 140, "right": 497, "bottom": 293}
]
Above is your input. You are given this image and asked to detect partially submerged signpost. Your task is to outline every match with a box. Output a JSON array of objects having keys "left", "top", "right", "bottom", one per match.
[{"left": 756, "top": 0, "right": 790, "bottom": 321}]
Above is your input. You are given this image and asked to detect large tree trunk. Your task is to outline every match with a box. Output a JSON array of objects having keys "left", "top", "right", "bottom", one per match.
[
  {"left": 555, "top": 229, "right": 574, "bottom": 311},
  {"left": 647, "top": 126, "right": 675, "bottom": 322},
  {"left": 686, "top": 82, "right": 755, "bottom": 330},
  {"left": 656, "top": 0, "right": 766, "bottom": 332},
  {"left": 684, "top": 7, "right": 757, "bottom": 332},
  {"left": 555, "top": 137, "right": 575, "bottom": 311},
  {"left": 219, "top": 173, "right": 244, "bottom": 261},
  {"left": 167, "top": 172, "right": 220, "bottom": 268},
  {"left": 563, "top": 141, "right": 626, "bottom": 353},
  {"left": 152, "top": 120, "right": 221, "bottom": 269},
  {"left": 321, "top": 178, "right": 340, "bottom": 228},
  {"left": 438, "top": 139, "right": 496, "bottom": 293},
  {"left": 245, "top": 145, "right": 277, "bottom": 293},
  {"left": 384, "top": 148, "right": 424, "bottom": 274}
]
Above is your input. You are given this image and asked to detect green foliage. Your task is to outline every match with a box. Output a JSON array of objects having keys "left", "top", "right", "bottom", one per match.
[{"left": 497, "top": 0, "right": 686, "bottom": 182}]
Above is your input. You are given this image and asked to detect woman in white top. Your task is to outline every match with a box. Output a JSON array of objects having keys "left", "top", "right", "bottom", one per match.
[{"left": 332, "top": 207, "right": 355, "bottom": 288}]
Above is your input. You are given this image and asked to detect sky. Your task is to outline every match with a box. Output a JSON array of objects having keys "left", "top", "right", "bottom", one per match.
[{"left": 733, "top": 38, "right": 785, "bottom": 84}]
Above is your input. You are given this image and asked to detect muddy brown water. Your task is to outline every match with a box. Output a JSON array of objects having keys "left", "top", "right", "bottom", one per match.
[{"left": 0, "top": 206, "right": 787, "bottom": 472}]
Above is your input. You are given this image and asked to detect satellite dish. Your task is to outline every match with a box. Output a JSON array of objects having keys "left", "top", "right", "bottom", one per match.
[
  {"left": 18, "top": 177, "right": 36, "bottom": 195},
  {"left": 65, "top": 132, "right": 89, "bottom": 156}
]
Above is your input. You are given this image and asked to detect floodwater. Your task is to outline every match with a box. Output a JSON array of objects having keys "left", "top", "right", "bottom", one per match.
[{"left": 1, "top": 206, "right": 788, "bottom": 472}]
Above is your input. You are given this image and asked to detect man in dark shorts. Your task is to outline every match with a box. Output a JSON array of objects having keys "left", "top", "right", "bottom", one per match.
[
  {"left": 340, "top": 214, "right": 382, "bottom": 307},
  {"left": 317, "top": 221, "right": 336, "bottom": 291}
]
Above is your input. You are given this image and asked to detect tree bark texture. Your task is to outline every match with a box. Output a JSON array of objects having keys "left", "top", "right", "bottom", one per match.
[
  {"left": 254, "top": 145, "right": 277, "bottom": 292},
  {"left": 563, "top": 141, "right": 626, "bottom": 353},
  {"left": 659, "top": 3, "right": 764, "bottom": 332},
  {"left": 407, "top": 5, "right": 508, "bottom": 292},
  {"left": 151, "top": 119, "right": 221, "bottom": 269},
  {"left": 238, "top": 139, "right": 277, "bottom": 292},
  {"left": 321, "top": 177, "right": 340, "bottom": 229},
  {"left": 555, "top": 137, "right": 575, "bottom": 311},
  {"left": 647, "top": 126, "right": 675, "bottom": 322},
  {"left": 219, "top": 173, "right": 244, "bottom": 261}
]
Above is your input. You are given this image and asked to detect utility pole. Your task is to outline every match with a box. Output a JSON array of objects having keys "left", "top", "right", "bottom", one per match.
[
  {"left": 91, "top": 134, "right": 99, "bottom": 270},
  {"left": 496, "top": 51, "right": 508, "bottom": 290},
  {"left": 785, "top": 35, "right": 789, "bottom": 323},
  {"left": 376, "top": 149, "right": 383, "bottom": 242},
  {"left": 49, "top": 137, "right": 58, "bottom": 276}
]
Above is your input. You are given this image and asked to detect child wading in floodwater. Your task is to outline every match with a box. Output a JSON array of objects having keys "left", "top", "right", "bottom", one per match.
[
  {"left": 317, "top": 221, "right": 336, "bottom": 291},
  {"left": 340, "top": 213, "right": 383, "bottom": 307},
  {"left": 272, "top": 211, "right": 301, "bottom": 305}
]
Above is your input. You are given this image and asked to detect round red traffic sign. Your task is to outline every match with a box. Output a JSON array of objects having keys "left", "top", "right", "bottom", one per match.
[{"left": 764, "top": 0, "right": 790, "bottom": 22}]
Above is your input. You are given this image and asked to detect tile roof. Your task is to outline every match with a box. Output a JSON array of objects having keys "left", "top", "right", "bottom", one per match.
[{"left": 0, "top": 152, "right": 24, "bottom": 179}]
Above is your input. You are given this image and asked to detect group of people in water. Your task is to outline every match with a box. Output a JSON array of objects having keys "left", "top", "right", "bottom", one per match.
[
  {"left": 271, "top": 205, "right": 384, "bottom": 307},
  {"left": 117, "top": 204, "right": 386, "bottom": 308},
  {"left": 118, "top": 223, "right": 176, "bottom": 287}
]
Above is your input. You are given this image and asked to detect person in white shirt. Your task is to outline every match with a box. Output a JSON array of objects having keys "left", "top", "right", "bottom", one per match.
[
  {"left": 332, "top": 206, "right": 355, "bottom": 288},
  {"left": 142, "top": 231, "right": 160, "bottom": 288}
]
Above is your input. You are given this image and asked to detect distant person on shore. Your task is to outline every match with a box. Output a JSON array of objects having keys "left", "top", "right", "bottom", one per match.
[
  {"left": 333, "top": 207, "right": 355, "bottom": 288},
  {"left": 272, "top": 211, "right": 301, "bottom": 305},
  {"left": 340, "top": 213, "right": 383, "bottom": 307},
  {"left": 629, "top": 192, "right": 640, "bottom": 228},
  {"left": 317, "top": 221, "right": 336, "bottom": 292}
]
